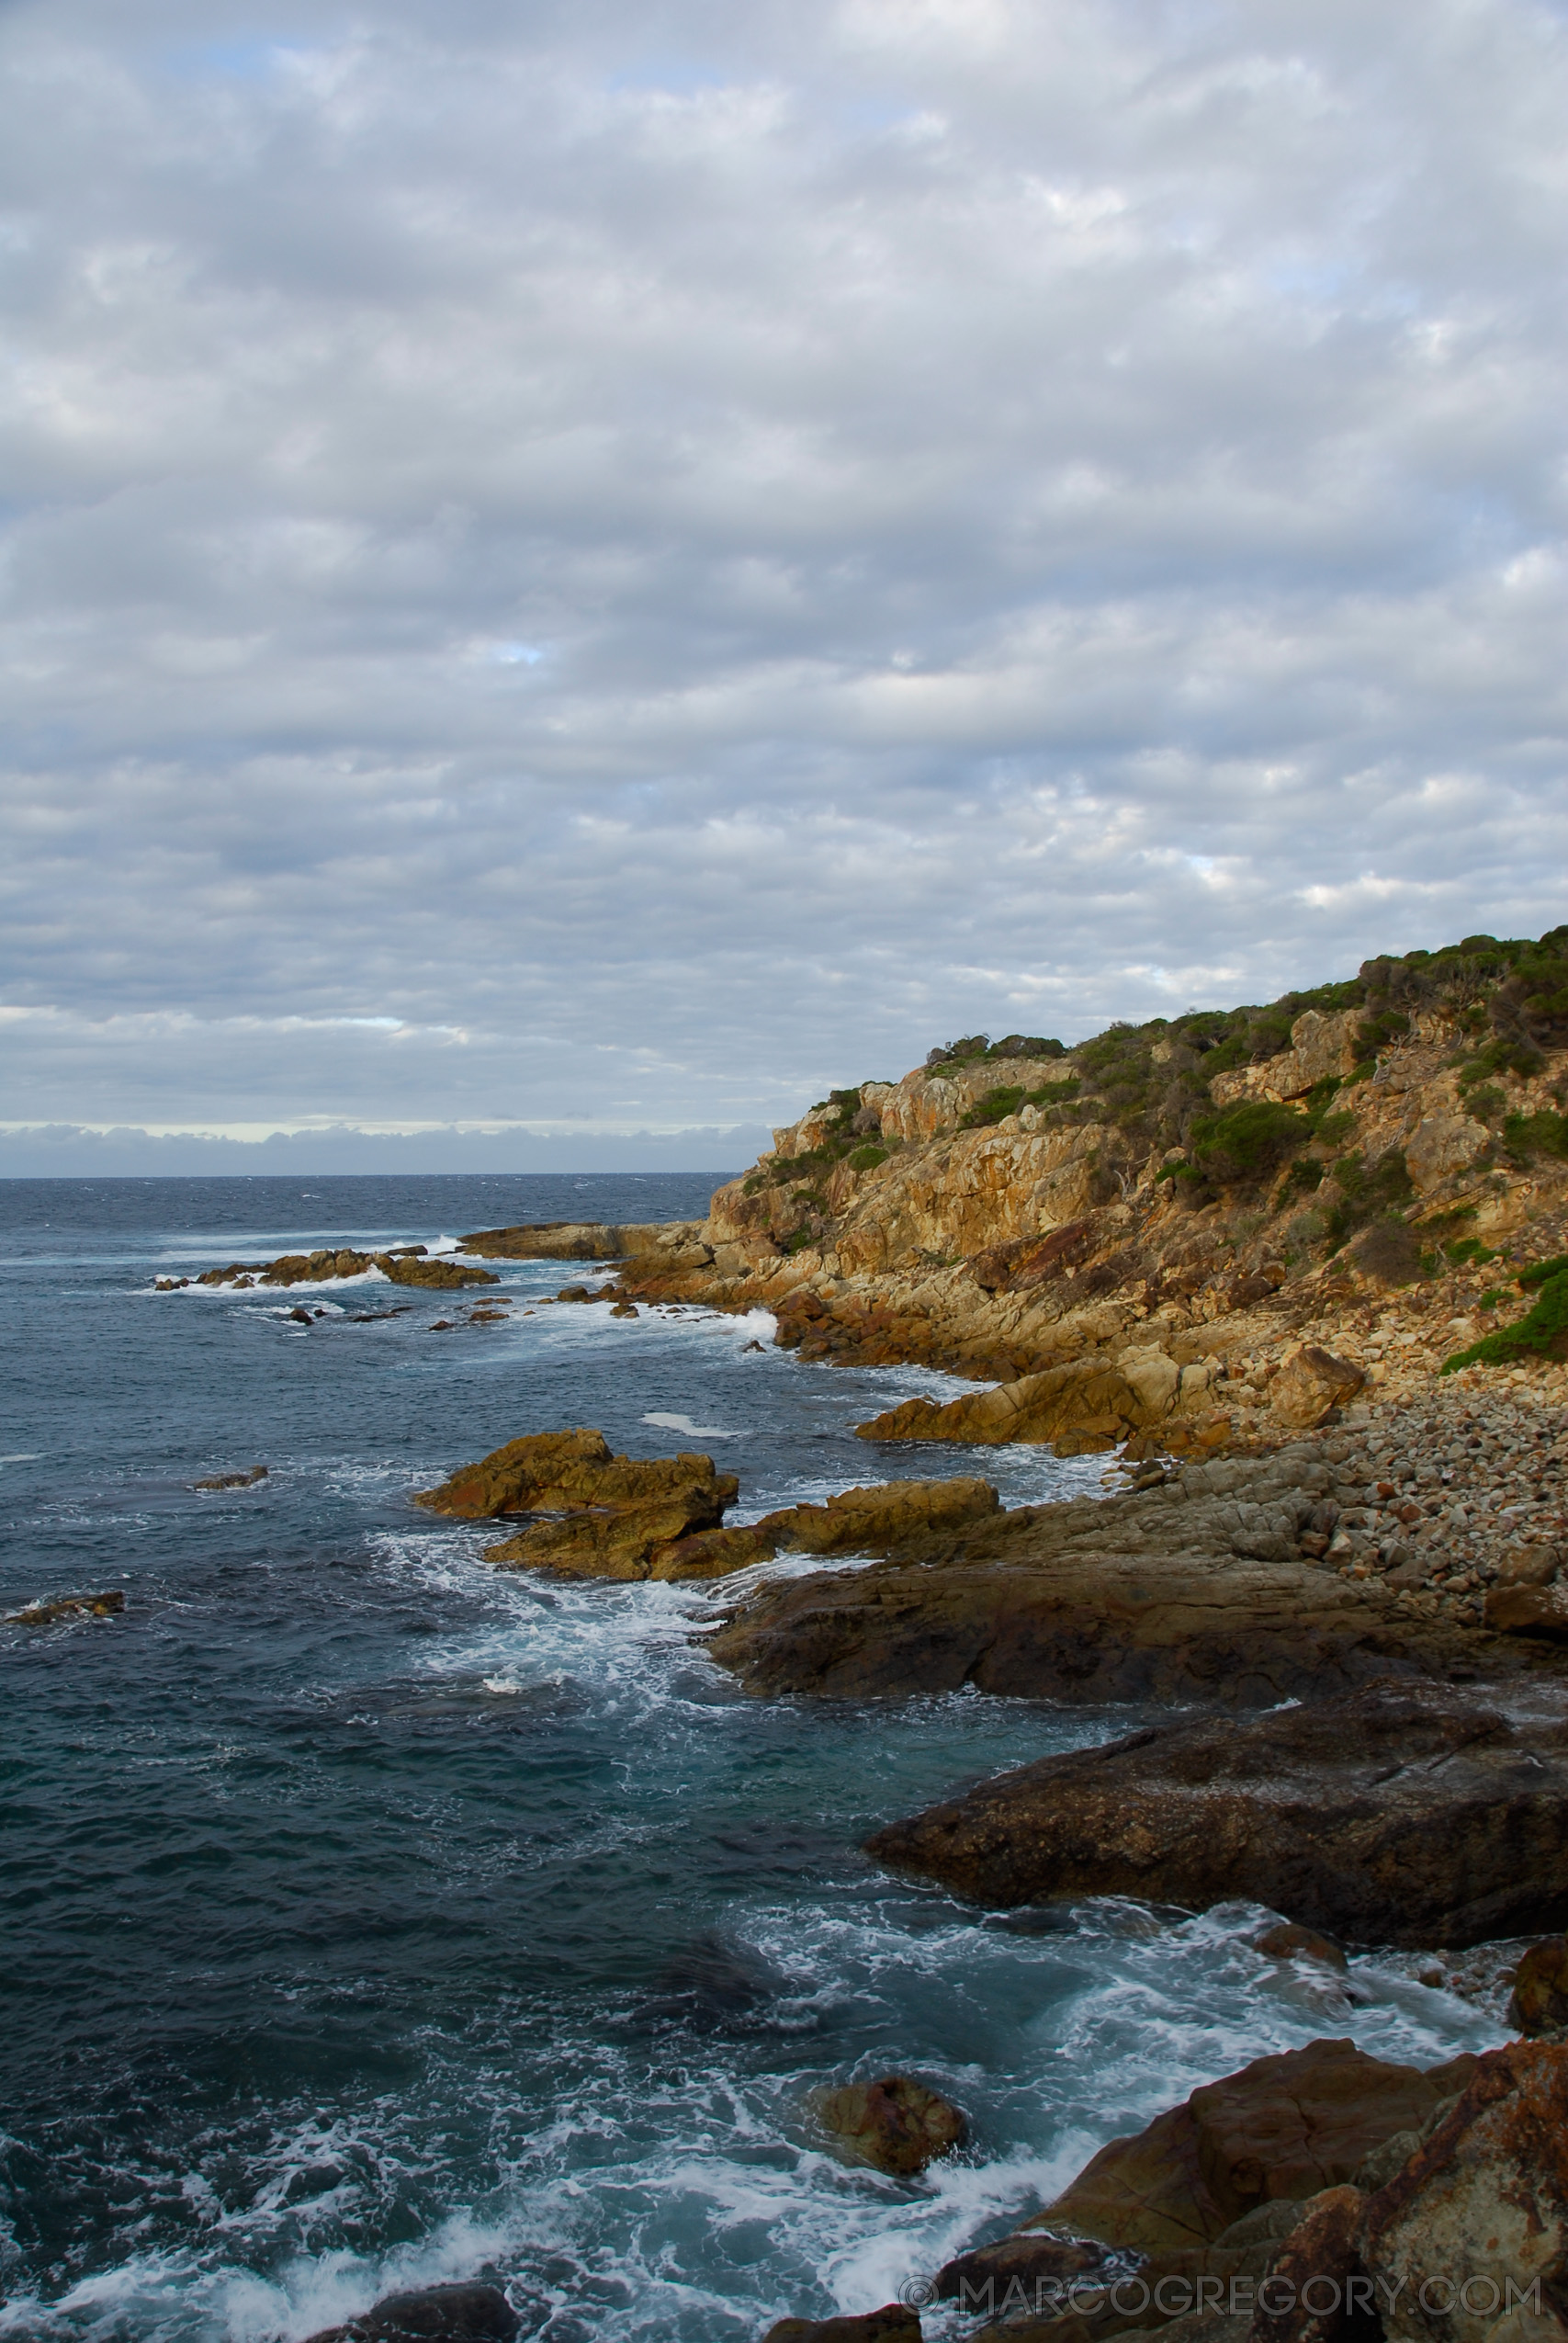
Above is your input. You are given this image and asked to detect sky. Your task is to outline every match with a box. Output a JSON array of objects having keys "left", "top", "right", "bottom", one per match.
[{"left": 2, "top": 0, "right": 1566, "bottom": 1171}]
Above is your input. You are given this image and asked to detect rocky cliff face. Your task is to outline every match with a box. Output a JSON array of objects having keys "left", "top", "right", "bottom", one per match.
[{"left": 586, "top": 930, "right": 1568, "bottom": 1459}]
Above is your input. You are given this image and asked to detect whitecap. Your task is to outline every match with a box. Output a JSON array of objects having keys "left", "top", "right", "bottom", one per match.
[{"left": 642, "top": 1412, "right": 744, "bottom": 1439}]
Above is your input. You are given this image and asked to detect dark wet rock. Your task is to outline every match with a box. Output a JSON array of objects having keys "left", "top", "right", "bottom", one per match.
[
  {"left": 761, "top": 2310, "right": 920, "bottom": 2343},
  {"left": 153, "top": 1275, "right": 188, "bottom": 1290},
  {"left": 1507, "top": 1937, "right": 1568, "bottom": 2036},
  {"left": 610, "top": 1300, "right": 639, "bottom": 1319},
  {"left": 193, "top": 1466, "right": 267, "bottom": 1490},
  {"left": 1249, "top": 2186, "right": 1367, "bottom": 2343},
  {"left": 556, "top": 1285, "right": 592, "bottom": 1302},
  {"left": 813, "top": 2075, "right": 967, "bottom": 2177},
  {"left": 1028, "top": 2039, "right": 1474, "bottom": 2258},
  {"left": 350, "top": 1308, "right": 412, "bottom": 1322},
  {"left": 288, "top": 1306, "right": 314, "bottom": 1324},
  {"left": 6, "top": 1590, "right": 125, "bottom": 1626},
  {"left": 934, "top": 2233, "right": 1111, "bottom": 2304},
  {"left": 302, "top": 2281, "right": 519, "bottom": 2343},
  {"left": 702, "top": 1463, "right": 1517, "bottom": 1702},
  {"left": 864, "top": 1681, "right": 1568, "bottom": 1947},
  {"left": 1359, "top": 2041, "right": 1568, "bottom": 2343},
  {"left": 636, "top": 1932, "right": 786, "bottom": 2031}
]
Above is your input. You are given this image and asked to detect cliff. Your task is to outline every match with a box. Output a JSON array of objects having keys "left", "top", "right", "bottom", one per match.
[{"left": 522, "top": 926, "right": 1568, "bottom": 1449}]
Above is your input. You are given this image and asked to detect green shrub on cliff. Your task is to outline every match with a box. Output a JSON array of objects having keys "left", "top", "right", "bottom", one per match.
[
  {"left": 1187, "top": 1100, "right": 1311, "bottom": 1183},
  {"left": 1441, "top": 1265, "right": 1568, "bottom": 1373}
]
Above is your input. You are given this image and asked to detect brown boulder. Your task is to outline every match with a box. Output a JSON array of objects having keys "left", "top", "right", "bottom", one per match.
[
  {"left": 1031, "top": 2040, "right": 1473, "bottom": 2257},
  {"left": 1360, "top": 2041, "right": 1568, "bottom": 2343},
  {"left": 412, "top": 1429, "right": 734, "bottom": 1522},
  {"left": 855, "top": 1362, "right": 1145, "bottom": 1449},
  {"left": 761, "top": 2312, "right": 919, "bottom": 2343},
  {"left": 934, "top": 2234, "right": 1111, "bottom": 2306},
  {"left": 484, "top": 1485, "right": 735, "bottom": 1579},
  {"left": 378, "top": 1255, "right": 498, "bottom": 1290},
  {"left": 1485, "top": 1583, "right": 1568, "bottom": 1639},
  {"left": 863, "top": 1682, "right": 1568, "bottom": 1946},
  {"left": 6, "top": 1590, "right": 125, "bottom": 1626},
  {"left": 1507, "top": 1938, "right": 1568, "bottom": 2036},
  {"left": 813, "top": 2075, "right": 967, "bottom": 2177},
  {"left": 647, "top": 1524, "right": 782, "bottom": 1580},
  {"left": 1269, "top": 1349, "right": 1364, "bottom": 1431},
  {"left": 759, "top": 1478, "right": 999, "bottom": 1553}
]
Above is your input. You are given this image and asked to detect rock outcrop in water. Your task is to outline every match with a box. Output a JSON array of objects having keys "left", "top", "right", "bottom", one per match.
[
  {"left": 6, "top": 1590, "right": 125, "bottom": 1626},
  {"left": 193, "top": 1248, "right": 497, "bottom": 1291},
  {"left": 303, "top": 2282, "right": 520, "bottom": 2343},
  {"left": 863, "top": 1680, "right": 1568, "bottom": 1947},
  {"left": 812, "top": 2074, "right": 967, "bottom": 2177}
]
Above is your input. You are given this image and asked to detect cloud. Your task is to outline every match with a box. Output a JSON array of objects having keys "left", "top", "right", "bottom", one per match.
[{"left": 1, "top": 0, "right": 1565, "bottom": 1154}]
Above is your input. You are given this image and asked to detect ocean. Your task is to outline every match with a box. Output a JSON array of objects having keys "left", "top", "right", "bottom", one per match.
[{"left": 0, "top": 1175, "right": 1506, "bottom": 2343}]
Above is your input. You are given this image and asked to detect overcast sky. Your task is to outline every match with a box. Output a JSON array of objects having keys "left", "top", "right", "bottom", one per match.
[{"left": 3, "top": 0, "right": 1565, "bottom": 1161}]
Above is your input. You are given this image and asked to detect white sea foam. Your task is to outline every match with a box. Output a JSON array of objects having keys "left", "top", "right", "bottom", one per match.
[{"left": 641, "top": 1413, "right": 743, "bottom": 1439}]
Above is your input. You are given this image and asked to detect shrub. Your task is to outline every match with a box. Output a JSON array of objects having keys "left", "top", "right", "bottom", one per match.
[
  {"left": 1504, "top": 1110, "right": 1568, "bottom": 1161},
  {"left": 847, "top": 1144, "right": 887, "bottom": 1172},
  {"left": 1187, "top": 1100, "right": 1311, "bottom": 1183},
  {"left": 1321, "top": 1149, "right": 1414, "bottom": 1251},
  {"left": 1351, "top": 1218, "right": 1422, "bottom": 1287},
  {"left": 1441, "top": 1267, "right": 1568, "bottom": 1372}
]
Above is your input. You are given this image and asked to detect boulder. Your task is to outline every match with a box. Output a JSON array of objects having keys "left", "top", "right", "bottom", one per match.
[
  {"left": 813, "top": 2075, "right": 967, "bottom": 2177},
  {"left": 761, "top": 2312, "right": 920, "bottom": 2343},
  {"left": 1269, "top": 1348, "right": 1365, "bottom": 1430},
  {"left": 647, "top": 1524, "right": 782, "bottom": 1580},
  {"left": 412, "top": 1430, "right": 734, "bottom": 1522},
  {"left": 484, "top": 1485, "right": 735, "bottom": 1579},
  {"left": 1027, "top": 2040, "right": 1473, "bottom": 2257},
  {"left": 1251, "top": 1922, "right": 1348, "bottom": 1972},
  {"left": 1485, "top": 1583, "right": 1568, "bottom": 1639},
  {"left": 193, "top": 1465, "right": 268, "bottom": 1490},
  {"left": 302, "top": 2281, "right": 520, "bottom": 2343},
  {"left": 1359, "top": 2041, "right": 1568, "bottom": 2343},
  {"left": 1406, "top": 1114, "right": 1491, "bottom": 1194},
  {"left": 934, "top": 2235, "right": 1111, "bottom": 2306},
  {"left": 380, "top": 1256, "right": 498, "bottom": 1290},
  {"left": 1507, "top": 1938, "right": 1568, "bottom": 2036},
  {"left": 863, "top": 1682, "right": 1568, "bottom": 1946},
  {"left": 855, "top": 1362, "right": 1148, "bottom": 1450},
  {"left": 759, "top": 1478, "right": 998, "bottom": 1553}
]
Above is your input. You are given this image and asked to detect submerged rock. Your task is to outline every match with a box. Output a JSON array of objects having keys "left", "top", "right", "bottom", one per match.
[
  {"left": 301, "top": 2281, "right": 519, "bottom": 2343},
  {"left": 813, "top": 2075, "right": 967, "bottom": 2177},
  {"left": 192, "top": 1465, "right": 268, "bottom": 1490},
  {"left": 6, "top": 1590, "right": 125, "bottom": 1626},
  {"left": 863, "top": 1681, "right": 1568, "bottom": 1946}
]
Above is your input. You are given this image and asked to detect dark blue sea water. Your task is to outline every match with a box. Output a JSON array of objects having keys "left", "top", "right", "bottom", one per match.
[{"left": 0, "top": 1177, "right": 1504, "bottom": 2343}]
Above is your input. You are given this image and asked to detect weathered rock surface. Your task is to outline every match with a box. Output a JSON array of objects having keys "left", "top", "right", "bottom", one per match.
[
  {"left": 761, "top": 2311, "right": 919, "bottom": 2343},
  {"left": 302, "top": 2281, "right": 520, "bottom": 2343},
  {"left": 197, "top": 1248, "right": 496, "bottom": 1291},
  {"left": 864, "top": 1681, "right": 1568, "bottom": 1946},
  {"left": 1486, "top": 1582, "right": 1568, "bottom": 1638},
  {"left": 813, "top": 2075, "right": 967, "bottom": 2177},
  {"left": 855, "top": 1361, "right": 1158, "bottom": 1453},
  {"left": 413, "top": 1429, "right": 732, "bottom": 1521},
  {"left": 462, "top": 1219, "right": 714, "bottom": 1269},
  {"left": 933, "top": 2235, "right": 1111, "bottom": 2307},
  {"left": 701, "top": 1453, "right": 1525, "bottom": 1703},
  {"left": 1248, "top": 2184, "right": 1366, "bottom": 2343},
  {"left": 1360, "top": 2041, "right": 1568, "bottom": 2343},
  {"left": 1269, "top": 1347, "right": 1366, "bottom": 1429},
  {"left": 761, "top": 1477, "right": 998, "bottom": 1552},
  {"left": 6, "top": 1590, "right": 125, "bottom": 1626},
  {"left": 1031, "top": 2040, "right": 1474, "bottom": 2257},
  {"left": 484, "top": 1487, "right": 736, "bottom": 1579},
  {"left": 1507, "top": 1937, "right": 1568, "bottom": 2036}
]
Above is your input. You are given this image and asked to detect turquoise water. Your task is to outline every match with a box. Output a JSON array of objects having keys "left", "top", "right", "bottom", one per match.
[{"left": 0, "top": 1176, "right": 1505, "bottom": 2342}]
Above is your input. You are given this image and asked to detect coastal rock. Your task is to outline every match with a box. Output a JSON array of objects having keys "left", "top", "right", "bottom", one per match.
[
  {"left": 302, "top": 2281, "right": 520, "bottom": 2343},
  {"left": 863, "top": 1681, "right": 1568, "bottom": 1946},
  {"left": 761, "top": 2311, "right": 920, "bottom": 2343},
  {"left": 6, "top": 1590, "right": 125, "bottom": 1626},
  {"left": 761, "top": 1478, "right": 999, "bottom": 1553},
  {"left": 461, "top": 1219, "right": 714, "bottom": 1268},
  {"left": 193, "top": 1465, "right": 268, "bottom": 1490},
  {"left": 1507, "top": 1938, "right": 1568, "bottom": 2036},
  {"left": 813, "top": 2075, "right": 967, "bottom": 2177},
  {"left": 701, "top": 1462, "right": 1513, "bottom": 1703},
  {"left": 1251, "top": 1922, "right": 1348, "bottom": 1972},
  {"left": 196, "top": 1247, "right": 496, "bottom": 1291},
  {"left": 1028, "top": 2040, "right": 1474, "bottom": 2256},
  {"left": 412, "top": 1430, "right": 735, "bottom": 1522},
  {"left": 1248, "top": 2185, "right": 1366, "bottom": 2343},
  {"left": 1359, "top": 2042, "right": 1568, "bottom": 2343},
  {"left": 484, "top": 1485, "right": 734, "bottom": 1579},
  {"left": 647, "top": 1524, "right": 782, "bottom": 1579},
  {"left": 854, "top": 1362, "right": 1150, "bottom": 1450},
  {"left": 1485, "top": 1582, "right": 1568, "bottom": 1638},
  {"left": 1269, "top": 1348, "right": 1365, "bottom": 1429},
  {"left": 934, "top": 2235, "right": 1111, "bottom": 2307}
]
